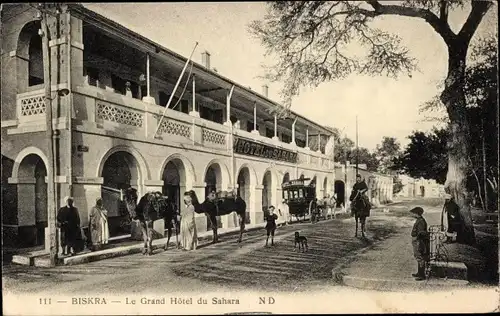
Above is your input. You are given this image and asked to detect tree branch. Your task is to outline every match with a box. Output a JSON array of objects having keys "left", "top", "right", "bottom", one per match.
[
  {"left": 458, "top": 0, "right": 493, "bottom": 44},
  {"left": 362, "top": 1, "right": 456, "bottom": 45},
  {"left": 439, "top": 0, "right": 448, "bottom": 22}
]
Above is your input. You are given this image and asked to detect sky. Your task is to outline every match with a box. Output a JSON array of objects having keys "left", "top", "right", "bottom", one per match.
[{"left": 84, "top": 2, "right": 497, "bottom": 151}]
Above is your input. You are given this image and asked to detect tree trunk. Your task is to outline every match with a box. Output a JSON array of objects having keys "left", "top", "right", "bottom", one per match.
[
  {"left": 481, "top": 117, "right": 488, "bottom": 211},
  {"left": 440, "top": 41, "right": 476, "bottom": 245}
]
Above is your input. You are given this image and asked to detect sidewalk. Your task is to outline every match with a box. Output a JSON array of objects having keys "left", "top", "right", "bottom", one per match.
[
  {"left": 332, "top": 210, "right": 476, "bottom": 291},
  {"left": 17, "top": 213, "right": 353, "bottom": 267}
]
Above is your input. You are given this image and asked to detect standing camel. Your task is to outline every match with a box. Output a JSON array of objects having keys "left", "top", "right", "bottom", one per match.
[
  {"left": 123, "top": 188, "right": 177, "bottom": 255},
  {"left": 189, "top": 190, "right": 247, "bottom": 243}
]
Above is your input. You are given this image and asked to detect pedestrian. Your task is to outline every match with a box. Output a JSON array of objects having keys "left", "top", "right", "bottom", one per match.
[
  {"left": 89, "top": 197, "right": 110, "bottom": 251},
  {"left": 180, "top": 191, "right": 198, "bottom": 251},
  {"left": 57, "top": 196, "right": 81, "bottom": 256},
  {"left": 409, "top": 206, "right": 430, "bottom": 281},
  {"left": 443, "top": 193, "right": 464, "bottom": 243},
  {"left": 265, "top": 205, "right": 278, "bottom": 247}
]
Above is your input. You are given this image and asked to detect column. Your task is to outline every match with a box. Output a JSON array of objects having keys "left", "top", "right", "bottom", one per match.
[
  {"left": 251, "top": 102, "right": 259, "bottom": 134},
  {"left": 305, "top": 128, "right": 310, "bottom": 150},
  {"left": 142, "top": 53, "right": 156, "bottom": 104},
  {"left": 224, "top": 86, "right": 235, "bottom": 127},
  {"left": 251, "top": 185, "right": 264, "bottom": 224},
  {"left": 189, "top": 74, "right": 199, "bottom": 117},
  {"left": 291, "top": 118, "right": 297, "bottom": 146},
  {"left": 272, "top": 115, "right": 279, "bottom": 142},
  {"left": 317, "top": 133, "right": 321, "bottom": 153}
]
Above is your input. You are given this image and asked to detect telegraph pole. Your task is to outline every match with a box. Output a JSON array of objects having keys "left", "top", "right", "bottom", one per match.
[
  {"left": 355, "top": 115, "right": 359, "bottom": 177},
  {"left": 39, "top": 3, "right": 58, "bottom": 266}
]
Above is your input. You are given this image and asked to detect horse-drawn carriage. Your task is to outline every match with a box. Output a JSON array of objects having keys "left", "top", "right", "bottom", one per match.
[{"left": 281, "top": 178, "right": 324, "bottom": 223}]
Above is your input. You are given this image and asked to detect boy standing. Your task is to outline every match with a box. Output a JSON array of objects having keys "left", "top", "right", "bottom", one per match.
[
  {"left": 410, "top": 207, "right": 430, "bottom": 281},
  {"left": 265, "top": 206, "right": 278, "bottom": 247}
]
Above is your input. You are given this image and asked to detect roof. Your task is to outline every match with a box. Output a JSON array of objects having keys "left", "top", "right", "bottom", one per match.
[{"left": 68, "top": 3, "right": 333, "bottom": 136}]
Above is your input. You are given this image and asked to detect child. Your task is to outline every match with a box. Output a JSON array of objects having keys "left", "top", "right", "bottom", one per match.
[
  {"left": 409, "top": 207, "right": 430, "bottom": 281},
  {"left": 265, "top": 206, "right": 278, "bottom": 247}
]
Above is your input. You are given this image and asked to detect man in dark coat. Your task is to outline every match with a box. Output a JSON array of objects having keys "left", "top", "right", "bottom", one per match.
[
  {"left": 57, "top": 196, "right": 81, "bottom": 256},
  {"left": 349, "top": 174, "right": 370, "bottom": 215},
  {"left": 410, "top": 207, "right": 430, "bottom": 281},
  {"left": 443, "top": 194, "right": 464, "bottom": 243}
]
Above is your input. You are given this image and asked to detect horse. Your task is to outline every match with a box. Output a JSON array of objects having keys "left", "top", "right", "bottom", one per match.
[
  {"left": 318, "top": 196, "right": 338, "bottom": 220},
  {"left": 189, "top": 190, "right": 246, "bottom": 244},
  {"left": 123, "top": 188, "right": 178, "bottom": 255},
  {"left": 350, "top": 191, "right": 371, "bottom": 238}
]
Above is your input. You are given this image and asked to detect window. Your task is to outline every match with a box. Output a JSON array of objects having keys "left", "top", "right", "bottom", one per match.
[
  {"left": 200, "top": 105, "right": 223, "bottom": 124},
  {"left": 282, "top": 133, "right": 291, "bottom": 143},
  {"left": 28, "top": 35, "right": 44, "bottom": 86},
  {"left": 298, "top": 189, "right": 304, "bottom": 198},
  {"left": 246, "top": 121, "right": 259, "bottom": 132},
  {"left": 230, "top": 115, "right": 238, "bottom": 124}
]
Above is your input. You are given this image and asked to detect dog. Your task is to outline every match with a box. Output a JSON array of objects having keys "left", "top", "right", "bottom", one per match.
[{"left": 294, "top": 232, "right": 308, "bottom": 252}]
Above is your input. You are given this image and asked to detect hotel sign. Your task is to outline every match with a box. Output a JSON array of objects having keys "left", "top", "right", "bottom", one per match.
[{"left": 233, "top": 137, "right": 298, "bottom": 163}]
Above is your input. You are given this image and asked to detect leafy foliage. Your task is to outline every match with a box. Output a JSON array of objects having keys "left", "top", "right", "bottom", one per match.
[
  {"left": 392, "top": 128, "right": 449, "bottom": 184},
  {"left": 375, "top": 136, "right": 401, "bottom": 174}
]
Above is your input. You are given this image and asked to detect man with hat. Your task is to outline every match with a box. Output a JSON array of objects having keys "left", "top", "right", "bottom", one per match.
[
  {"left": 443, "top": 193, "right": 463, "bottom": 243},
  {"left": 57, "top": 196, "right": 81, "bottom": 256},
  {"left": 410, "top": 206, "right": 430, "bottom": 281}
]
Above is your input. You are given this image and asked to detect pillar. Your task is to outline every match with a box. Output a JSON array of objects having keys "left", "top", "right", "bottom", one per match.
[
  {"left": 142, "top": 53, "right": 156, "bottom": 105},
  {"left": 251, "top": 185, "right": 264, "bottom": 224},
  {"left": 272, "top": 115, "right": 279, "bottom": 142}
]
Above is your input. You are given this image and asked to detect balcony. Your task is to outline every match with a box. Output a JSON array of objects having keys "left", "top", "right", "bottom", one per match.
[
  {"left": 12, "top": 83, "right": 332, "bottom": 170},
  {"left": 67, "top": 85, "right": 331, "bottom": 169}
]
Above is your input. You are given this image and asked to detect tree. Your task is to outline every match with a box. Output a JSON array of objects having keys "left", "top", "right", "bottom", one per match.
[
  {"left": 356, "top": 147, "right": 379, "bottom": 172},
  {"left": 375, "top": 136, "right": 401, "bottom": 174},
  {"left": 392, "top": 128, "right": 449, "bottom": 184},
  {"left": 419, "top": 35, "right": 498, "bottom": 211},
  {"left": 250, "top": 1, "right": 495, "bottom": 244}
]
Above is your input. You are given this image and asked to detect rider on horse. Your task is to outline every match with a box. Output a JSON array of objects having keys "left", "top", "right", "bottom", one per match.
[{"left": 350, "top": 174, "right": 370, "bottom": 209}]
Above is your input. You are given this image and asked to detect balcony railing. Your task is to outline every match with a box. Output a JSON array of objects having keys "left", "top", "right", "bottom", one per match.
[
  {"left": 15, "top": 86, "right": 333, "bottom": 169},
  {"left": 16, "top": 89, "right": 46, "bottom": 124}
]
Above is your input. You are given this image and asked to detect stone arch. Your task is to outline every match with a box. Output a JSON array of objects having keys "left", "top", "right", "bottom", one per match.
[
  {"left": 236, "top": 165, "right": 253, "bottom": 225},
  {"left": 160, "top": 153, "right": 196, "bottom": 186},
  {"left": 236, "top": 163, "right": 257, "bottom": 187},
  {"left": 17, "top": 20, "right": 44, "bottom": 88},
  {"left": 161, "top": 153, "right": 196, "bottom": 217},
  {"left": 202, "top": 159, "right": 231, "bottom": 193},
  {"left": 334, "top": 180, "right": 346, "bottom": 207},
  {"left": 97, "top": 145, "right": 150, "bottom": 183},
  {"left": 12, "top": 151, "right": 48, "bottom": 247},
  {"left": 12, "top": 146, "right": 50, "bottom": 179},
  {"left": 261, "top": 167, "right": 279, "bottom": 212},
  {"left": 282, "top": 171, "right": 291, "bottom": 184}
]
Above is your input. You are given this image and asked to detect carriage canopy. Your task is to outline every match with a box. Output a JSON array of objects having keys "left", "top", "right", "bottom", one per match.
[{"left": 281, "top": 178, "right": 316, "bottom": 202}]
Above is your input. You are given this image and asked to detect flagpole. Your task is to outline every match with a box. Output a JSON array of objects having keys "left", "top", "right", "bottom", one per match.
[{"left": 153, "top": 42, "right": 199, "bottom": 138}]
